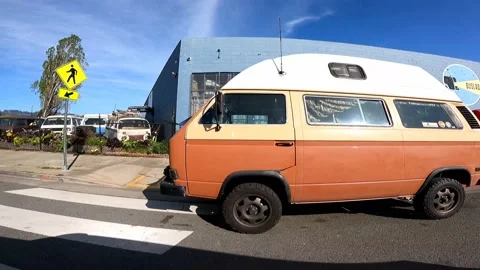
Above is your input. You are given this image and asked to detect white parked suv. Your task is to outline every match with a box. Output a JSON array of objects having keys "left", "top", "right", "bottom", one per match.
[{"left": 40, "top": 115, "right": 82, "bottom": 136}]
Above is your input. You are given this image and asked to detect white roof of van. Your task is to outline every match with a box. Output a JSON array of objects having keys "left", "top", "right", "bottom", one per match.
[
  {"left": 83, "top": 114, "right": 109, "bottom": 118},
  {"left": 222, "top": 54, "right": 462, "bottom": 102},
  {"left": 46, "top": 115, "right": 80, "bottom": 118}
]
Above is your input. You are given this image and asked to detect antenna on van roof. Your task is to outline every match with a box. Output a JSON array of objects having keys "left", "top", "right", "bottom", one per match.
[{"left": 278, "top": 17, "right": 285, "bottom": 75}]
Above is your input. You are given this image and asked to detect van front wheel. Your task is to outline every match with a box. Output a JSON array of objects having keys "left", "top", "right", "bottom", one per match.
[{"left": 222, "top": 183, "right": 282, "bottom": 234}]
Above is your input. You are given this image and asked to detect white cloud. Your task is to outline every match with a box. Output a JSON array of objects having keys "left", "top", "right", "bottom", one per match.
[
  {"left": 284, "top": 10, "right": 335, "bottom": 35},
  {"left": 0, "top": 0, "right": 221, "bottom": 111}
]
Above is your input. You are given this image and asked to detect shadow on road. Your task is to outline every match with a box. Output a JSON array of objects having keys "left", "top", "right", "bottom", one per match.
[
  {"left": 67, "top": 154, "right": 81, "bottom": 170},
  {"left": 0, "top": 233, "right": 474, "bottom": 270},
  {"left": 283, "top": 198, "right": 418, "bottom": 219},
  {"left": 142, "top": 179, "right": 424, "bottom": 231}
]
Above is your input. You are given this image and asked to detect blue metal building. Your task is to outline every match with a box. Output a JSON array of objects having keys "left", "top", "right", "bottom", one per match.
[{"left": 144, "top": 37, "right": 480, "bottom": 140}]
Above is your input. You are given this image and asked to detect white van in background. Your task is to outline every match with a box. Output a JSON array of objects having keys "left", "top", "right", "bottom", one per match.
[
  {"left": 40, "top": 115, "right": 82, "bottom": 135},
  {"left": 105, "top": 117, "right": 151, "bottom": 141},
  {"left": 81, "top": 114, "right": 109, "bottom": 135}
]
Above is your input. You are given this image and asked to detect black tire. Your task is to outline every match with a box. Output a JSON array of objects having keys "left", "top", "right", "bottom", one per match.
[
  {"left": 222, "top": 183, "right": 282, "bottom": 234},
  {"left": 413, "top": 177, "right": 465, "bottom": 219}
]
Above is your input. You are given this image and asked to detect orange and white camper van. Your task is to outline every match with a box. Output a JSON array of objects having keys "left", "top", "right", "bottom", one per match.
[{"left": 161, "top": 54, "right": 480, "bottom": 234}]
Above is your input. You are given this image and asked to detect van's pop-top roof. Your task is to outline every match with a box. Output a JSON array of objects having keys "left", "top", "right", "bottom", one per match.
[{"left": 222, "top": 53, "right": 461, "bottom": 103}]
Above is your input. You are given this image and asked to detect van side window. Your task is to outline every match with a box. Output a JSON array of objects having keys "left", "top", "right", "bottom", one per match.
[
  {"left": 304, "top": 95, "right": 390, "bottom": 126},
  {"left": 200, "top": 93, "right": 286, "bottom": 125},
  {"left": 393, "top": 100, "right": 463, "bottom": 129}
]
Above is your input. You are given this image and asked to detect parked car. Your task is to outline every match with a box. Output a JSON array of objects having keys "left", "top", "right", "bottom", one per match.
[
  {"left": 105, "top": 117, "right": 151, "bottom": 141},
  {"left": 161, "top": 53, "right": 480, "bottom": 234},
  {"left": 80, "top": 114, "right": 109, "bottom": 136},
  {"left": 40, "top": 115, "right": 82, "bottom": 136}
]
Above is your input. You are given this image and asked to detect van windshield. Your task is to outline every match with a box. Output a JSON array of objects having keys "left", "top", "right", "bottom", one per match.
[
  {"left": 84, "top": 118, "right": 107, "bottom": 125},
  {"left": 118, "top": 119, "right": 150, "bottom": 129},
  {"left": 43, "top": 118, "right": 71, "bottom": 125}
]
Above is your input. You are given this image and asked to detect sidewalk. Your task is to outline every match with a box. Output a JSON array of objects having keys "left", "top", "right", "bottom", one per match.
[{"left": 0, "top": 149, "right": 169, "bottom": 189}]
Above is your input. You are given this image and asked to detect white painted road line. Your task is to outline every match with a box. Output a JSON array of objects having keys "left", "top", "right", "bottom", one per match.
[
  {"left": 0, "top": 205, "right": 193, "bottom": 255},
  {"left": 5, "top": 188, "right": 217, "bottom": 215}
]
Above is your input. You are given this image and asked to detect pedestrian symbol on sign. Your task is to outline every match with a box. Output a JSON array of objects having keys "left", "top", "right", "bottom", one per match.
[
  {"left": 66, "top": 65, "right": 78, "bottom": 84},
  {"left": 55, "top": 60, "right": 87, "bottom": 89}
]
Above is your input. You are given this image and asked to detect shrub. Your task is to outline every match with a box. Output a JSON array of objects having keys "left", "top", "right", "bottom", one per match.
[
  {"left": 149, "top": 140, "right": 169, "bottom": 154},
  {"left": 106, "top": 138, "right": 122, "bottom": 150},
  {"left": 3, "top": 131, "right": 15, "bottom": 143},
  {"left": 13, "top": 136, "right": 26, "bottom": 147},
  {"left": 85, "top": 137, "right": 106, "bottom": 147},
  {"left": 29, "top": 136, "right": 41, "bottom": 146},
  {"left": 1, "top": 130, "right": 170, "bottom": 156},
  {"left": 122, "top": 139, "right": 147, "bottom": 153}
]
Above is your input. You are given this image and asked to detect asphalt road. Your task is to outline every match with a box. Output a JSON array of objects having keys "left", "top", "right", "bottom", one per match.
[{"left": 0, "top": 175, "right": 479, "bottom": 270}]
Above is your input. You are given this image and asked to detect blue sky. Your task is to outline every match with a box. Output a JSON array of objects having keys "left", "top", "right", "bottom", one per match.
[{"left": 1, "top": 0, "right": 479, "bottom": 114}]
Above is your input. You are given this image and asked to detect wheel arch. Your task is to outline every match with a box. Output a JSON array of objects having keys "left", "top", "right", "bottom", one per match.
[
  {"left": 217, "top": 170, "right": 292, "bottom": 204},
  {"left": 416, "top": 166, "right": 471, "bottom": 195}
]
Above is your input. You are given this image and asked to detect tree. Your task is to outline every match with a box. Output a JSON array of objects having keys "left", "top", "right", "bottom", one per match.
[{"left": 31, "top": 34, "right": 88, "bottom": 117}]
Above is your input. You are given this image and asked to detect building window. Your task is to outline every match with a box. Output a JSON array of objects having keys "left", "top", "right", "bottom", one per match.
[
  {"left": 304, "top": 95, "right": 391, "bottom": 126},
  {"left": 394, "top": 100, "right": 463, "bottom": 129},
  {"left": 199, "top": 93, "right": 286, "bottom": 125},
  {"left": 190, "top": 72, "right": 240, "bottom": 115}
]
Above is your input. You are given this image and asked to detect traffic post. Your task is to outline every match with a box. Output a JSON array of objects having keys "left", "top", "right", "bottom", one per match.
[{"left": 55, "top": 60, "right": 87, "bottom": 171}]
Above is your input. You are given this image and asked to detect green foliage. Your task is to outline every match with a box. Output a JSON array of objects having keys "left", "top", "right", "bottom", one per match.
[
  {"left": 121, "top": 139, "right": 138, "bottom": 150},
  {"left": 149, "top": 140, "right": 169, "bottom": 154},
  {"left": 30, "top": 34, "right": 88, "bottom": 117},
  {"left": 0, "top": 130, "right": 14, "bottom": 143},
  {"left": 121, "top": 139, "right": 145, "bottom": 153},
  {"left": 85, "top": 137, "right": 106, "bottom": 147},
  {"left": 13, "top": 136, "right": 26, "bottom": 147},
  {"left": 120, "top": 139, "right": 169, "bottom": 154},
  {"left": 2, "top": 130, "right": 169, "bottom": 155}
]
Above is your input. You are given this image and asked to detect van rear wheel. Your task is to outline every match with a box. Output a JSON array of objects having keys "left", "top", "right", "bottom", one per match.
[
  {"left": 413, "top": 177, "right": 465, "bottom": 219},
  {"left": 222, "top": 183, "right": 282, "bottom": 234}
]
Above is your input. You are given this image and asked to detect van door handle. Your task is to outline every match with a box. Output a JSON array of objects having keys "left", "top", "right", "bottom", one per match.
[{"left": 275, "top": 141, "right": 294, "bottom": 147}]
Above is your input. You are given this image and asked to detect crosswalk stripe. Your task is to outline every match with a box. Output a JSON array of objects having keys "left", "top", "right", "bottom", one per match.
[
  {"left": 0, "top": 205, "right": 193, "bottom": 255},
  {"left": 5, "top": 188, "right": 217, "bottom": 215}
]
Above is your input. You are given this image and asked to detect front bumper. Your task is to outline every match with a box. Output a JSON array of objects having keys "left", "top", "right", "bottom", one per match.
[{"left": 160, "top": 166, "right": 186, "bottom": 196}]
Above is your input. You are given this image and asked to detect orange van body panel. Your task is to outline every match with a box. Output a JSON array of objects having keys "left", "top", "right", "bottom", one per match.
[
  {"left": 403, "top": 141, "right": 476, "bottom": 188},
  {"left": 169, "top": 92, "right": 480, "bottom": 203},
  {"left": 168, "top": 118, "right": 190, "bottom": 189},
  {"left": 473, "top": 141, "right": 480, "bottom": 185},
  {"left": 185, "top": 139, "right": 296, "bottom": 198},
  {"left": 299, "top": 141, "right": 404, "bottom": 202}
]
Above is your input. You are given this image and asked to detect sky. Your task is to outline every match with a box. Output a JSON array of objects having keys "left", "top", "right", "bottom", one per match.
[{"left": 1, "top": 0, "right": 479, "bottom": 115}]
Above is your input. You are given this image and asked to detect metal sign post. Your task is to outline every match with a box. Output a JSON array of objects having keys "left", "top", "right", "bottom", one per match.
[
  {"left": 63, "top": 99, "right": 68, "bottom": 171},
  {"left": 55, "top": 59, "right": 87, "bottom": 172}
]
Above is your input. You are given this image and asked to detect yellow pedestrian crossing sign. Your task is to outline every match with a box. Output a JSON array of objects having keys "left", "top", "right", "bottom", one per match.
[
  {"left": 55, "top": 60, "right": 87, "bottom": 89},
  {"left": 58, "top": 88, "right": 79, "bottom": 101}
]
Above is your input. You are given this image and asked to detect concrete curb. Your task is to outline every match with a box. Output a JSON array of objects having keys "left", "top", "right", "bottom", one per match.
[{"left": 0, "top": 170, "right": 147, "bottom": 190}]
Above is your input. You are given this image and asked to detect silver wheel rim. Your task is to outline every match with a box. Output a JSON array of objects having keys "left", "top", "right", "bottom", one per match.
[
  {"left": 433, "top": 187, "right": 459, "bottom": 214},
  {"left": 233, "top": 195, "right": 271, "bottom": 227}
]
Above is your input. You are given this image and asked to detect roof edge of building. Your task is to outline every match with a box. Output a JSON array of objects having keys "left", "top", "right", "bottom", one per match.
[{"left": 178, "top": 36, "right": 479, "bottom": 65}]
